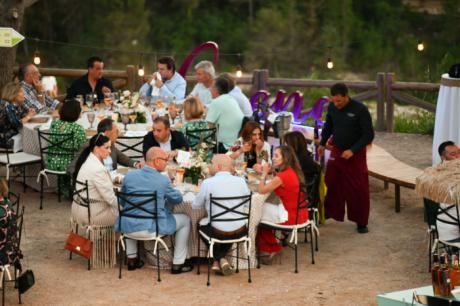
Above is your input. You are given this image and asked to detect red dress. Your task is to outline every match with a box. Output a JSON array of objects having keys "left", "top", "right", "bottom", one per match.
[{"left": 257, "top": 167, "right": 308, "bottom": 253}]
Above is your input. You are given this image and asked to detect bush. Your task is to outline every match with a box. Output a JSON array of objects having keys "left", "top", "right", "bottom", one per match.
[{"left": 394, "top": 110, "right": 435, "bottom": 135}]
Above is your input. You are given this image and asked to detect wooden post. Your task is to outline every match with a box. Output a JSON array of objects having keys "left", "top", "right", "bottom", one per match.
[
  {"left": 251, "top": 69, "right": 269, "bottom": 95},
  {"left": 385, "top": 73, "right": 395, "bottom": 133},
  {"left": 126, "top": 65, "right": 138, "bottom": 92},
  {"left": 376, "top": 73, "right": 385, "bottom": 131}
]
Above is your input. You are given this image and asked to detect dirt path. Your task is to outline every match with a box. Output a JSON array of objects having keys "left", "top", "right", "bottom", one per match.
[{"left": 5, "top": 132, "right": 433, "bottom": 306}]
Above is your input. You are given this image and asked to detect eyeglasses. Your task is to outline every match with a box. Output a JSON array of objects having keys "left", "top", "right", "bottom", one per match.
[{"left": 155, "top": 157, "right": 168, "bottom": 162}]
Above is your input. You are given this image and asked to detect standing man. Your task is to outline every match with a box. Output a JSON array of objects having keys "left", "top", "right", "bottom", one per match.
[
  {"left": 318, "top": 83, "right": 374, "bottom": 233},
  {"left": 189, "top": 60, "right": 215, "bottom": 106},
  {"left": 139, "top": 56, "right": 186, "bottom": 101},
  {"left": 66, "top": 56, "right": 114, "bottom": 101},
  {"left": 19, "top": 63, "right": 61, "bottom": 113}
]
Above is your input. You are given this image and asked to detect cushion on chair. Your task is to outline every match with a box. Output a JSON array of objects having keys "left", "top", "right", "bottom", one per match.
[
  {"left": 0, "top": 152, "right": 41, "bottom": 165},
  {"left": 259, "top": 220, "right": 312, "bottom": 231}
]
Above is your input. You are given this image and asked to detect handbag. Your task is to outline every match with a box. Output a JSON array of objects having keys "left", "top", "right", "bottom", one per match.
[
  {"left": 64, "top": 232, "right": 93, "bottom": 260},
  {"left": 17, "top": 270, "right": 35, "bottom": 294}
]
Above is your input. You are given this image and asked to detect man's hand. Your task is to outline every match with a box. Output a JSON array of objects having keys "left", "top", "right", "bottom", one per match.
[
  {"left": 33, "top": 79, "right": 44, "bottom": 93},
  {"left": 341, "top": 149, "right": 354, "bottom": 160},
  {"left": 28, "top": 108, "right": 36, "bottom": 117},
  {"left": 102, "top": 86, "right": 112, "bottom": 94},
  {"left": 262, "top": 163, "right": 271, "bottom": 175},
  {"left": 134, "top": 161, "right": 144, "bottom": 169},
  {"left": 168, "top": 150, "right": 178, "bottom": 160},
  {"left": 155, "top": 79, "right": 163, "bottom": 89},
  {"left": 317, "top": 145, "right": 325, "bottom": 158}
]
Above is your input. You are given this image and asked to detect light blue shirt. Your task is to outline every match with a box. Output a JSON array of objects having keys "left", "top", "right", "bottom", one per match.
[
  {"left": 139, "top": 72, "right": 186, "bottom": 101},
  {"left": 192, "top": 171, "right": 250, "bottom": 231},
  {"left": 103, "top": 155, "right": 114, "bottom": 171},
  {"left": 229, "top": 86, "right": 253, "bottom": 117}
]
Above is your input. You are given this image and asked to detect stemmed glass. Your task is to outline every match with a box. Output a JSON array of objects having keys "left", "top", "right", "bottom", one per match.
[
  {"left": 87, "top": 112, "right": 96, "bottom": 129},
  {"left": 85, "top": 94, "right": 94, "bottom": 110},
  {"left": 104, "top": 92, "right": 113, "bottom": 113},
  {"left": 128, "top": 112, "right": 137, "bottom": 124},
  {"left": 167, "top": 166, "right": 177, "bottom": 184},
  {"left": 121, "top": 112, "right": 130, "bottom": 132}
]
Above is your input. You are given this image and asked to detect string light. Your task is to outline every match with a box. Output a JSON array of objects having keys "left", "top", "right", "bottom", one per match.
[
  {"left": 33, "top": 50, "right": 41, "bottom": 65},
  {"left": 417, "top": 40, "right": 424, "bottom": 51},
  {"left": 236, "top": 65, "right": 243, "bottom": 78},
  {"left": 326, "top": 57, "right": 334, "bottom": 69},
  {"left": 137, "top": 53, "right": 145, "bottom": 76}
]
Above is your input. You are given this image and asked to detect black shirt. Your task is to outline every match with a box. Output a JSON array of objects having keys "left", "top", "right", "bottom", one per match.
[
  {"left": 66, "top": 73, "right": 114, "bottom": 101},
  {"left": 320, "top": 98, "right": 374, "bottom": 153}
]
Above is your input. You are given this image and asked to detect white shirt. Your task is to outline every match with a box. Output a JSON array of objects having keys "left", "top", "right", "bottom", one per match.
[
  {"left": 229, "top": 86, "right": 253, "bottom": 117},
  {"left": 190, "top": 82, "right": 213, "bottom": 106},
  {"left": 158, "top": 133, "right": 172, "bottom": 152},
  {"left": 192, "top": 171, "right": 250, "bottom": 231}
]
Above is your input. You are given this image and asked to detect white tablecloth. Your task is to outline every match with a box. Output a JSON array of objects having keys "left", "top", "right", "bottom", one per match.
[{"left": 432, "top": 74, "right": 460, "bottom": 165}]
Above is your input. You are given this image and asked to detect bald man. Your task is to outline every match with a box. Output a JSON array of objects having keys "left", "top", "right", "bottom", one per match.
[
  {"left": 114, "top": 147, "right": 193, "bottom": 274},
  {"left": 193, "top": 154, "right": 250, "bottom": 275}
]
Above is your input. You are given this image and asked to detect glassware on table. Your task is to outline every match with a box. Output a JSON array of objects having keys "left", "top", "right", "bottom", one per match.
[
  {"left": 167, "top": 166, "right": 177, "bottom": 183},
  {"left": 184, "top": 177, "right": 193, "bottom": 188},
  {"left": 121, "top": 112, "right": 130, "bottom": 132},
  {"left": 175, "top": 168, "right": 185, "bottom": 185},
  {"left": 103, "top": 92, "right": 113, "bottom": 110},
  {"left": 85, "top": 94, "right": 94, "bottom": 109},
  {"left": 112, "top": 92, "right": 120, "bottom": 104},
  {"left": 87, "top": 112, "right": 96, "bottom": 129},
  {"left": 128, "top": 112, "right": 137, "bottom": 124},
  {"left": 111, "top": 112, "right": 119, "bottom": 122}
]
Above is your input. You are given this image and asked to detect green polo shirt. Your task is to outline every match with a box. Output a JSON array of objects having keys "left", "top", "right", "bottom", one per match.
[{"left": 206, "top": 94, "right": 244, "bottom": 149}]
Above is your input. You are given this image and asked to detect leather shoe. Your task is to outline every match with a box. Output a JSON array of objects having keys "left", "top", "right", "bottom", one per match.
[
  {"left": 171, "top": 262, "right": 193, "bottom": 274},
  {"left": 357, "top": 225, "right": 369, "bottom": 234},
  {"left": 127, "top": 258, "right": 144, "bottom": 271}
]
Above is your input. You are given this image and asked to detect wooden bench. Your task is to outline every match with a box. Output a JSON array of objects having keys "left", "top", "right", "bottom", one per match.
[{"left": 367, "top": 144, "right": 423, "bottom": 212}]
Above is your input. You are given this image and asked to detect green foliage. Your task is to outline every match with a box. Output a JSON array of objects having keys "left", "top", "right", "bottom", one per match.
[{"left": 394, "top": 110, "right": 435, "bottom": 135}]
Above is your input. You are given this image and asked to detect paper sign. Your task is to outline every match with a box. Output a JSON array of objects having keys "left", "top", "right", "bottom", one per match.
[
  {"left": 0, "top": 27, "right": 24, "bottom": 47},
  {"left": 176, "top": 150, "right": 191, "bottom": 166}
]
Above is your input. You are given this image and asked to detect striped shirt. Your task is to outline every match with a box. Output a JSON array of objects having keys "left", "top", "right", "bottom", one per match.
[{"left": 21, "top": 81, "right": 60, "bottom": 113}]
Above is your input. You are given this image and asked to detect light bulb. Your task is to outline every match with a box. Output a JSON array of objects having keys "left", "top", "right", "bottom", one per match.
[
  {"left": 33, "top": 52, "right": 41, "bottom": 65},
  {"left": 236, "top": 65, "right": 243, "bottom": 78},
  {"left": 327, "top": 58, "right": 333, "bottom": 69},
  {"left": 138, "top": 65, "right": 145, "bottom": 77},
  {"left": 417, "top": 41, "right": 424, "bottom": 51}
]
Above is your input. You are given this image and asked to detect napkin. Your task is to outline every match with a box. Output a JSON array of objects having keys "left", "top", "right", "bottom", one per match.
[
  {"left": 176, "top": 150, "right": 191, "bottom": 166},
  {"left": 123, "top": 130, "right": 148, "bottom": 137}
]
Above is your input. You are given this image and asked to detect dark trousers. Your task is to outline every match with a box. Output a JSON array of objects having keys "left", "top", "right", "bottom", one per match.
[{"left": 199, "top": 224, "right": 247, "bottom": 261}]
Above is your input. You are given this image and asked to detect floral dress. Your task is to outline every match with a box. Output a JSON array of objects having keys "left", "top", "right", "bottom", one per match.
[
  {"left": 0, "top": 199, "right": 22, "bottom": 268},
  {"left": 182, "top": 120, "right": 211, "bottom": 149},
  {"left": 47, "top": 119, "right": 86, "bottom": 171},
  {"left": 0, "top": 100, "right": 27, "bottom": 149}
]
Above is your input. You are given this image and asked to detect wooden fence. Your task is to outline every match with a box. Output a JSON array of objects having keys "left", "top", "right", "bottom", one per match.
[{"left": 32, "top": 66, "right": 440, "bottom": 132}]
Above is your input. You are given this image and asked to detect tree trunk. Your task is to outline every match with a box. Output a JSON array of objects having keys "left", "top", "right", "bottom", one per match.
[{"left": 0, "top": 0, "right": 38, "bottom": 91}]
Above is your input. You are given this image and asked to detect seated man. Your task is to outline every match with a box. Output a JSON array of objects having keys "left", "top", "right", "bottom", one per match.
[
  {"left": 18, "top": 63, "right": 61, "bottom": 113},
  {"left": 66, "top": 56, "right": 114, "bottom": 102},
  {"left": 192, "top": 154, "right": 250, "bottom": 275},
  {"left": 114, "top": 147, "right": 193, "bottom": 274},
  {"left": 139, "top": 56, "right": 186, "bottom": 101},
  {"left": 221, "top": 73, "right": 253, "bottom": 117},
  {"left": 206, "top": 75, "right": 244, "bottom": 153},
  {"left": 436, "top": 141, "right": 460, "bottom": 246},
  {"left": 189, "top": 60, "right": 215, "bottom": 106},
  {"left": 67, "top": 118, "right": 142, "bottom": 176},
  {"left": 142, "top": 117, "right": 188, "bottom": 158}
]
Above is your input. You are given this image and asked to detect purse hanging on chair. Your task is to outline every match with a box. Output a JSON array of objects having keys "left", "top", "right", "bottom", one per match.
[
  {"left": 64, "top": 232, "right": 92, "bottom": 260},
  {"left": 17, "top": 270, "right": 35, "bottom": 294}
]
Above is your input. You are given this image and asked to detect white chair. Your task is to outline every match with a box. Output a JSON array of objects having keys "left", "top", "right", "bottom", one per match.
[{"left": 0, "top": 147, "right": 41, "bottom": 191}]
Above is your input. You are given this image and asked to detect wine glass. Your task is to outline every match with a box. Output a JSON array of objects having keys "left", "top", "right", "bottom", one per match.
[
  {"left": 85, "top": 94, "right": 94, "bottom": 110},
  {"left": 128, "top": 112, "right": 137, "bottom": 124},
  {"left": 121, "top": 113, "right": 129, "bottom": 131},
  {"left": 112, "top": 92, "right": 120, "bottom": 104},
  {"left": 104, "top": 92, "right": 113, "bottom": 111},
  {"left": 87, "top": 112, "right": 96, "bottom": 129},
  {"left": 167, "top": 166, "right": 177, "bottom": 183}
]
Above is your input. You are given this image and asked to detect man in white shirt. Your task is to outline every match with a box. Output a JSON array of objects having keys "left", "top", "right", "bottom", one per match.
[
  {"left": 193, "top": 154, "right": 250, "bottom": 275},
  {"left": 189, "top": 60, "right": 215, "bottom": 106},
  {"left": 221, "top": 73, "right": 253, "bottom": 117},
  {"left": 139, "top": 56, "right": 186, "bottom": 101}
]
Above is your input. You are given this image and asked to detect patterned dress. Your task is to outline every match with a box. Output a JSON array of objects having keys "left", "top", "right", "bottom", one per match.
[
  {"left": 0, "top": 100, "right": 27, "bottom": 149},
  {"left": 182, "top": 120, "right": 210, "bottom": 148},
  {"left": 0, "top": 199, "right": 22, "bottom": 267},
  {"left": 47, "top": 119, "right": 86, "bottom": 171}
]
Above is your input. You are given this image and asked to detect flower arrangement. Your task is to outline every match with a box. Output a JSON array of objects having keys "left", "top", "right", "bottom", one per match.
[
  {"left": 178, "top": 143, "right": 210, "bottom": 184},
  {"left": 117, "top": 90, "right": 147, "bottom": 123}
]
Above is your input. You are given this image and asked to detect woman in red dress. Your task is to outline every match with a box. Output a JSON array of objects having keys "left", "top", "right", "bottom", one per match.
[{"left": 257, "top": 146, "right": 308, "bottom": 263}]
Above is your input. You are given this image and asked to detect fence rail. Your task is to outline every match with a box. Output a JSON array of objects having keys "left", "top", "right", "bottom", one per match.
[{"left": 15, "top": 66, "right": 440, "bottom": 132}]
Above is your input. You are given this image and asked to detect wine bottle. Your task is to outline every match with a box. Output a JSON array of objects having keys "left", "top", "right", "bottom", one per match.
[
  {"left": 451, "top": 255, "right": 460, "bottom": 290},
  {"left": 432, "top": 253, "right": 441, "bottom": 295}
]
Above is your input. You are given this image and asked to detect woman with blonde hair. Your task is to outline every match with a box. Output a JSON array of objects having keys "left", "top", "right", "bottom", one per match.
[
  {"left": 181, "top": 96, "right": 212, "bottom": 151},
  {"left": 0, "top": 82, "right": 36, "bottom": 148}
]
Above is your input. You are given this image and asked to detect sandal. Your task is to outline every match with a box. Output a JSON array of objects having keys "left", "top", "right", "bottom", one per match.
[
  {"left": 219, "top": 259, "right": 233, "bottom": 276},
  {"left": 171, "top": 262, "right": 193, "bottom": 274}
]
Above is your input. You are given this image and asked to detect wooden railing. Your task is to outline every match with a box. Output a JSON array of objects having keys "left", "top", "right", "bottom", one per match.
[{"left": 28, "top": 66, "right": 440, "bottom": 132}]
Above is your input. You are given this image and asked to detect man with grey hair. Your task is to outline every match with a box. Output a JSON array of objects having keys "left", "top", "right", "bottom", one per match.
[{"left": 189, "top": 60, "right": 215, "bottom": 106}]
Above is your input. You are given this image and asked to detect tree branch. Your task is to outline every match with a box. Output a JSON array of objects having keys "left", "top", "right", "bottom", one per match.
[{"left": 24, "top": 0, "right": 39, "bottom": 9}]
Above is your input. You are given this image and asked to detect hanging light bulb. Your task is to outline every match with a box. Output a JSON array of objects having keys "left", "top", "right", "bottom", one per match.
[
  {"left": 417, "top": 40, "right": 424, "bottom": 51},
  {"left": 236, "top": 65, "right": 243, "bottom": 78},
  {"left": 327, "top": 57, "right": 334, "bottom": 69},
  {"left": 138, "top": 64, "right": 145, "bottom": 77},
  {"left": 33, "top": 51, "right": 41, "bottom": 65}
]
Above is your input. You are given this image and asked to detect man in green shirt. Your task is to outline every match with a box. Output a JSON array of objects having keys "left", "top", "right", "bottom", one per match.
[{"left": 206, "top": 75, "right": 244, "bottom": 153}]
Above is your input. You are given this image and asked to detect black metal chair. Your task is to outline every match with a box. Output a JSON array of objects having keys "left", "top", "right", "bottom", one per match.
[
  {"left": 257, "top": 183, "right": 315, "bottom": 273},
  {"left": 69, "top": 180, "right": 91, "bottom": 271},
  {"left": 115, "top": 136, "right": 144, "bottom": 161},
  {"left": 432, "top": 201, "right": 460, "bottom": 261},
  {"left": 37, "top": 130, "right": 78, "bottom": 209},
  {"left": 304, "top": 174, "right": 320, "bottom": 251},
  {"left": 185, "top": 126, "right": 217, "bottom": 153},
  {"left": 197, "top": 193, "right": 252, "bottom": 286},
  {"left": 0, "top": 147, "right": 41, "bottom": 192},
  {"left": 424, "top": 198, "right": 439, "bottom": 272},
  {"left": 115, "top": 191, "right": 168, "bottom": 282}
]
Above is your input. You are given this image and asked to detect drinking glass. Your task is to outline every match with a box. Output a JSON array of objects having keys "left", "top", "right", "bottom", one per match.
[
  {"left": 167, "top": 166, "right": 177, "bottom": 183},
  {"left": 112, "top": 92, "right": 120, "bottom": 104},
  {"left": 121, "top": 113, "right": 129, "bottom": 131},
  {"left": 87, "top": 112, "right": 96, "bottom": 129},
  {"left": 128, "top": 112, "right": 137, "bottom": 124},
  {"left": 151, "top": 111, "right": 158, "bottom": 123},
  {"left": 104, "top": 92, "right": 113, "bottom": 111},
  {"left": 85, "top": 94, "right": 94, "bottom": 109}
]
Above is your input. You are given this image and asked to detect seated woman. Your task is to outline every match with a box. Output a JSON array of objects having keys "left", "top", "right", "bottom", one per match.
[
  {"left": 282, "top": 131, "right": 320, "bottom": 185},
  {"left": 71, "top": 134, "right": 118, "bottom": 268},
  {"left": 228, "top": 121, "right": 271, "bottom": 170},
  {"left": 47, "top": 99, "right": 86, "bottom": 198},
  {"left": 72, "top": 133, "right": 118, "bottom": 227},
  {"left": 181, "top": 96, "right": 210, "bottom": 147},
  {"left": 256, "top": 146, "right": 308, "bottom": 264},
  {"left": 0, "top": 82, "right": 35, "bottom": 148}
]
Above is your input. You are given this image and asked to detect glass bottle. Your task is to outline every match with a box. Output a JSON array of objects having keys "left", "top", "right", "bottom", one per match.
[
  {"left": 451, "top": 255, "right": 460, "bottom": 290},
  {"left": 432, "top": 253, "right": 441, "bottom": 295}
]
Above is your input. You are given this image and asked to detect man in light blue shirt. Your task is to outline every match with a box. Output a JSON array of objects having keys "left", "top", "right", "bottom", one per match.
[
  {"left": 139, "top": 56, "right": 186, "bottom": 101},
  {"left": 206, "top": 75, "right": 244, "bottom": 152}
]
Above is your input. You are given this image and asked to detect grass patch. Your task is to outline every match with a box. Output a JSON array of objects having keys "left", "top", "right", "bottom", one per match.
[{"left": 394, "top": 110, "right": 435, "bottom": 135}]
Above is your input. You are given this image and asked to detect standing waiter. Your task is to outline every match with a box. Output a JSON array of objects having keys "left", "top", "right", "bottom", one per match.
[{"left": 318, "top": 83, "right": 374, "bottom": 233}]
